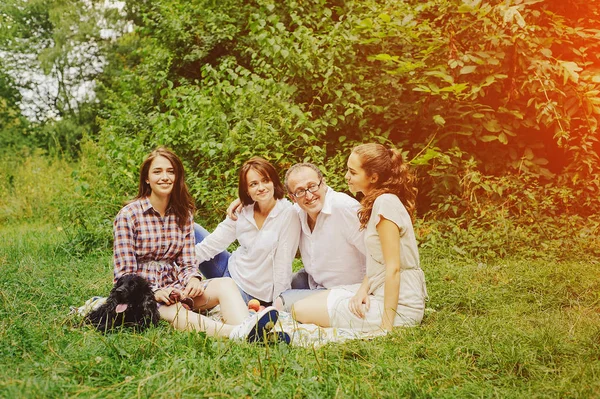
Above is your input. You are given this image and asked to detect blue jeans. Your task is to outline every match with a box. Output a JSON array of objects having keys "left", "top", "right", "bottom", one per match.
[
  {"left": 194, "top": 223, "right": 230, "bottom": 279},
  {"left": 194, "top": 223, "right": 266, "bottom": 305}
]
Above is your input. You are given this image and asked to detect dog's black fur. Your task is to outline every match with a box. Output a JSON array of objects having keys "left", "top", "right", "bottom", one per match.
[{"left": 85, "top": 274, "right": 160, "bottom": 333}]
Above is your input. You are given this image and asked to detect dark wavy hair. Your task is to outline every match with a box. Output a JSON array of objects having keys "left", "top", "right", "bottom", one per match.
[
  {"left": 238, "top": 157, "right": 285, "bottom": 206},
  {"left": 352, "top": 143, "right": 417, "bottom": 229},
  {"left": 135, "top": 147, "right": 195, "bottom": 230}
]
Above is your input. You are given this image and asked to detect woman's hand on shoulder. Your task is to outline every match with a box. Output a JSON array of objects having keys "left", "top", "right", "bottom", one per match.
[{"left": 227, "top": 198, "right": 242, "bottom": 220}]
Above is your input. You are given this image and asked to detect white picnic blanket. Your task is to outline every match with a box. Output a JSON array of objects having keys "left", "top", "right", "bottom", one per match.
[
  {"left": 273, "top": 310, "right": 388, "bottom": 347},
  {"left": 72, "top": 298, "right": 388, "bottom": 347}
]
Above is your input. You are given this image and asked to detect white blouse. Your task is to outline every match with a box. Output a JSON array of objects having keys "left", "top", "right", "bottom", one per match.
[{"left": 195, "top": 198, "right": 300, "bottom": 302}]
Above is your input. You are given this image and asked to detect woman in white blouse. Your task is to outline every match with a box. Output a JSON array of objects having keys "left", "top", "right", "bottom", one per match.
[
  {"left": 292, "top": 143, "right": 427, "bottom": 332},
  {"left": 195, "top": 157, "right": 301, "bottom": 305}
]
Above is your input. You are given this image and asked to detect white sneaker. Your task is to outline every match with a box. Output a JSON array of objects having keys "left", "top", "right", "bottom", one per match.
[{"left": 229, "top": 306, "right": 278, "bottom": 342}]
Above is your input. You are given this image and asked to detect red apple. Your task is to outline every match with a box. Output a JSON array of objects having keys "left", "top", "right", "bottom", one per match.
[{"left": 248, "top": 299, "right": 260, "bottom": 312}]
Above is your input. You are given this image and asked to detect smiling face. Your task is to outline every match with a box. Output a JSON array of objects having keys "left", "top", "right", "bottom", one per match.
[
  {"left": 146, "top": 155, "right": 175, "bottom": 199},
  {"left": 246, "top": 168, "right": 275, "bottom": 204},
  {"left": 286, "top": 166, "right": 327, "bottom": 220},
  {"left": 345, "top": 151, "right": 374, "bottom": 195}
]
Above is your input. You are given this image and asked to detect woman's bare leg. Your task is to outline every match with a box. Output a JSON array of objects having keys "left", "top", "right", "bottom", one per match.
[
  {"left": 291, "top": 290, "right": 332, "bottom": 327},
  {"left": 159, "top": 303, "right": 233, "bottom": 337},
  {"left": 163, "top": 284, "right": 280, "bottom": 342},
  {"left": 193, "top": 277, "right": 248, "bottom": 325}
]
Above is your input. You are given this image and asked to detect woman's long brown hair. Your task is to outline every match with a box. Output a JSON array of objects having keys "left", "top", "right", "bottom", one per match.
[{"left": 352, "top": 143, "right": 417, "bottom": 230}]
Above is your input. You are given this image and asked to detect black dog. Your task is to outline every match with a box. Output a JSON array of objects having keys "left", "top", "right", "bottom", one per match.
[{"left": 85, "top": 274, "right": 160, "bottom": 333}]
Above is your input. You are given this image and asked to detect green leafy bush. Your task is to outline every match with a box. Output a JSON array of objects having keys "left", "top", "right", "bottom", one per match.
[
  {"left": 56, "top": 139, "right": 137, "bottom": 254},
  {"left": 45, "top": 0, "right": 600, "bottom": 255}
]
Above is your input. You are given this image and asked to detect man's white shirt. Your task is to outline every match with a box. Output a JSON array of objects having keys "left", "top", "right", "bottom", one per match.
[{"left": 296, "top": 187, "right": 366, "bottom": 289}]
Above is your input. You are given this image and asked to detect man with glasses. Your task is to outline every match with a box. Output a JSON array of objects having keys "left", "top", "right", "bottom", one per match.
[{"left": 276, "top": 163, "right": 366, "bottom": 311}]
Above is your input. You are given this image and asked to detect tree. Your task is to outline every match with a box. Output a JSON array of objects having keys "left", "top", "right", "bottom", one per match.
[
  {"left": 0, "top": 0, "right": 127, "bottom": 155},
  {"left": 0, "top": 70, "right": 32, "bottom": 149}
]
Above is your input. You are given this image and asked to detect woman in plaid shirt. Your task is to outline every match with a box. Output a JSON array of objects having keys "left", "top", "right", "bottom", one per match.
[{"left": 113, "top": 147, "right": 279, "bottom": 342}]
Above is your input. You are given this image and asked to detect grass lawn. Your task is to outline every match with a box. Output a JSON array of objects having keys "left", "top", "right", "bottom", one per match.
[{"left": 1, "top": 223, "right": 599, "bottom": 398}]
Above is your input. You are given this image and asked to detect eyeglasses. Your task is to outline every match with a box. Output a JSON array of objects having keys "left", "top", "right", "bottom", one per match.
[{"left": 291, "top": 179, "right": 323, "bottom": 199}]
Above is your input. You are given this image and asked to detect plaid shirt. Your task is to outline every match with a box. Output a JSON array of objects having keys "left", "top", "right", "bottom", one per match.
[{"left": 113, "top": 197, "right": 201, "bottom": 292}]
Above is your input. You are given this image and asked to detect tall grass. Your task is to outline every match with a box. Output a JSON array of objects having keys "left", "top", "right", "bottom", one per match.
[
  {"left": 0, "top": 149, "right": 74, "bottom": 224},
  {"left": 1, "top": 223, "right": 598, "bottom": 398},
  {"left": 1, "top": 151, "right": 598, "bottom": 397}
]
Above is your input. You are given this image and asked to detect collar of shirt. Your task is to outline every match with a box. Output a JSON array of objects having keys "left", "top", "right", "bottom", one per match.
[
  {"left": 139, "top": 197, "right": 172, "bottom": 216},
  {"left": 320, "top": 187, "right": 334, "bottom": 215},
  {"left": 239, "top": 198, "right": 291, "bottom": 227},
  {"left": 296, "top": 187, "right": 333, "bottom": 234}
]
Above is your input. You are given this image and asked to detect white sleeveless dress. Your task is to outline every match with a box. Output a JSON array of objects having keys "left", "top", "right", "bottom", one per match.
[{"left": 327, "top": 194, "right": 427, "bottom": 331}]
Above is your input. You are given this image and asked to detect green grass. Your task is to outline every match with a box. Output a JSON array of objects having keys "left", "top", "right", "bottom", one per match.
[{"left": 1, "top": 224, "right": 599, "bottom": 398}]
